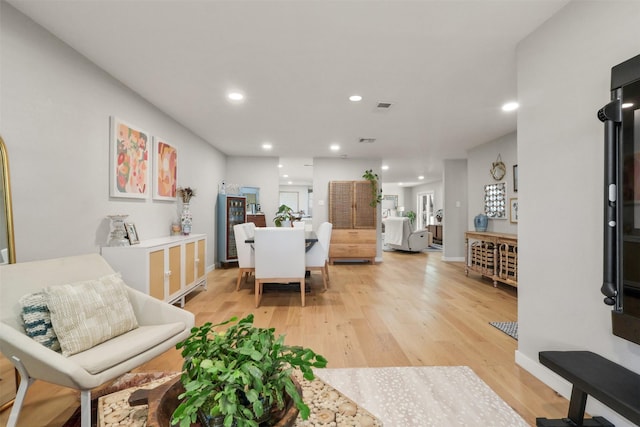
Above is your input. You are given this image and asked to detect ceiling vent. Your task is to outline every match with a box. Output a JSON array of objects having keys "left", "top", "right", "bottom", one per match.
[
  {"left": 358, "top": 138, "right": 376, "bottom": 144},
  {"left": 376, "top": 102, "right": 392, "bottom": 109}
]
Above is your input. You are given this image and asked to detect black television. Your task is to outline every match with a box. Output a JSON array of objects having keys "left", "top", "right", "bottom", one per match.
[{"left": 598, "top": 53, "right": 640, "bottom": 345}]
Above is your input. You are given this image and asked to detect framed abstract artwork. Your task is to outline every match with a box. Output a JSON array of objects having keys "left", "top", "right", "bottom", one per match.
[
  {"left": 109, "top": 117, "right": 150, "bottom": 199},
  {"left": 153, "top": 137, "right": 178, "bottom": 201}
]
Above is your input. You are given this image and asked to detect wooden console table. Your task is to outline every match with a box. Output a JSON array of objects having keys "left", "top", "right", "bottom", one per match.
[{"left": 464, "top": 231, "right": 517, "bottom": 287}]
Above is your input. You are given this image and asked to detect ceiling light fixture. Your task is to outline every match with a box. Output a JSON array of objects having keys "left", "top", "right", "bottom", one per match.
[
  {"left": 288, "top": 181, "right": 293, "bottom": 185},
  {"left": 418, "top": 175, "right": 424, "bottom": 180},
  {"left": 228, "top": 92, "right": 244, "bottom": 101},
  {"left": 330, "top": 144, "right": 340, "bottom": 151},
  {"left": 262, "top": 143, "right": 272, "bottom": 150},
  {"left": 283, "top": 174, "right": 289, "bottom": 178},
  {"left": 349, "top": 95, "right": 362, "bottom": 102},
  {"left": 382, "top": 165, "right": 389, "bottom": 171},
  {"left": 502, "top": 101, "right": 519, "bottom": 112},
  {"left": 278, "top": 164, "right": 283, "bottom": 168}
]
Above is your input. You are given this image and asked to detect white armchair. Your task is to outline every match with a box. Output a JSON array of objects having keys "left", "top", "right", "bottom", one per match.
[
  {"left": 383, "top": 217, "right": 432, "bottom": 252},
  {"left": 0, "top": 254, "right": 194, "bottom": 427},
  {"left": 253, "top": 227, "right": 306, "bottom": 307},
  {"left": 233, "top": 223, "right": 255, "bottom": 291},
  {"left": 305, "top": 222, "right": 332, "bottom": 290}
]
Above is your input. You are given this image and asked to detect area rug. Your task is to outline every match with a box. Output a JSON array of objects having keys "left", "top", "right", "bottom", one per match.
[
  {"left": 490, "top": 321, "right": 518, "bottom": 340},
  {"left": 90, "top": 370, "right": 382, "bottom": 427},
  {"left": 314, "top": 366, "right": 528, "bottom": 426}
]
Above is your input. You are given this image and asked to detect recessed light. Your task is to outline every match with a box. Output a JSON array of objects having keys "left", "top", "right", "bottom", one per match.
[
  {"left": 228, "top": 92, "right": 244, "bottom": 101},
  {"left": 283, "top": 174, "right": 289, "bottom": 178},
  {"left": 288, "top": 181, "right": 293, "bottom": 185},
  {"left": 622, "top": 102, "right": 634, "bottom": 109},
  {"left": 330, "top": 144, "right": 340, "bottom": 151},
  {"left": 418, "top": 175, "right": 424, "bottom": 180},
  {"left": 349, "top": 95, "right": 362, "bottom": 102},
  {"left": 262, "top": 143, "right": 272, "bottom": 150},
  {"left": 382, "top": 165, "right": 389, "bottom": 171},
  {"left": 278, "top": 164, "right": 283, "bottom": 168},
  {"left": 502, "top": 102, "right": 519, "bottom": 112},
  {"left": 398, "top": 182, "right": 404, "bottom": 186}
]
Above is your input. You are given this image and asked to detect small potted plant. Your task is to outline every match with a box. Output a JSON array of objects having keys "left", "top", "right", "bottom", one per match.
[
  {"left": 171, "top": 314, "right": 327, "bottom": 427},
  {"left": 406, "top": 210, "right": 417, "bottom": 228},
  {"left": 273, "top": 204, "right": 295, "bottom": 227}
]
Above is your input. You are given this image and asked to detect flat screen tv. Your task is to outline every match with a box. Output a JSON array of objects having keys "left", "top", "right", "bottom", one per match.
[{"left": 598, "top": 53, "right": 640, "bottom": 345}]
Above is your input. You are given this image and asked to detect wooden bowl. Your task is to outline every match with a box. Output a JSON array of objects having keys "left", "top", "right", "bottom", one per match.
[{"left": 144, "top": 377, "right": 300, "bottom": 427}]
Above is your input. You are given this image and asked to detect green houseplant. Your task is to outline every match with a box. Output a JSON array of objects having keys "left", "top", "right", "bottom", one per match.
[
  {"left": 362, "top": 169, "right": 382, "bottom": 207},
  {"left": 171, "top": 314, "right": 327, "bottom": 427},
  {"left": 406, "top": 210, "right": 416, "bottom": 226},
  {"left": 273, "top": 204, "right": 295, "bottom": 227}
]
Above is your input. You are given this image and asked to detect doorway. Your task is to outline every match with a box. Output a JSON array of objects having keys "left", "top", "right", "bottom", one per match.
[{"left": 417, "top": 191, "right": 434, "bottom": 230}]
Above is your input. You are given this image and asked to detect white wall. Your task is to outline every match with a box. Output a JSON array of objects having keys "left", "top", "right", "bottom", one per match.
[
  {"left": 1, "top": 4, "right": 226, "bottom": 269},
  {"left": 467, "top": 132, "right": 518, "bottom": 234},
  {"left": 226, "top": 156, "right": 279, "bottom": 227},
  {"left": 442, "top": 159, "right": 467, "bottom": 261},
  {"left": 516, "top": 2, "right": 640, "bottom": 426}
]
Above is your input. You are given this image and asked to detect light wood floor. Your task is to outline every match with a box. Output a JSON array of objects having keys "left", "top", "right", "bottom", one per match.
[{"left": 1, "top": 250, "right": 568, "bottom": 426}]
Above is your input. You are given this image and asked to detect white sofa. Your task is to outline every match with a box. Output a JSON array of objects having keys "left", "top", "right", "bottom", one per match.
[
  {"left": 383, "top": 217, "right": 433, "bottom": 252},
  {"left": 0, "top": 253, "right": 195, "bottom": 427}
]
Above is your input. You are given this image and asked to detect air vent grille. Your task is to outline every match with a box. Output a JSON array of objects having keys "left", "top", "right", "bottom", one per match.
[
  {"left": 377, "top": 102, "right": 392, "bottom": 109},
  {"left": 358, "top": 138, "right": 376, "bottom": 144}
]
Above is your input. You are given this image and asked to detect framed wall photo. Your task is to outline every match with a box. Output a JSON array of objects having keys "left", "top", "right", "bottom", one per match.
[
  {"left": 153, "top": 137, "right": 178, "bottom": 201},
  {"left": 125, "top": 223, "right": 140, "bottom": 245},
  {"left": 110, "top": 117, "right": 150, "bottom": 199},
  {"left": 510, "top": 198, "right": 519, "bottom": 223},
  {"left": 383, "top": 194, "right": 398, "bottom": 208},
  {"left": 513, "top": 164, "right": 518, "bottom": 192}
]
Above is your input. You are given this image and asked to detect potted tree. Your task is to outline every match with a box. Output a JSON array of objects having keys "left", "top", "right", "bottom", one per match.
[
  {"left": 171, "top": 314, "right": 327, "bottom": 427},
  {"left": 273, "top": 204, "right": 295, "bottom": 227}
]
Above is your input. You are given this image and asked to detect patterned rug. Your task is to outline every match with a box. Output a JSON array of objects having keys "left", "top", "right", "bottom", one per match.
[
  {"left": 489, "top": 321, "right": 518, "bottom": 340},
  {"left": 315, "top": 366, "right": 528, "bottom": 426}
]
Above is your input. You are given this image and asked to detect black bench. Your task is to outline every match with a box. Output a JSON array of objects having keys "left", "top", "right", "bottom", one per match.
[{"left": 537, "top": 351, "right": 640, "bottom": 427}]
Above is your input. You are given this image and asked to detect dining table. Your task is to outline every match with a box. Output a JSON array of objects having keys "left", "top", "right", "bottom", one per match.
[{"left": 245, "top": 230, "right": 318, "bottom": 252}]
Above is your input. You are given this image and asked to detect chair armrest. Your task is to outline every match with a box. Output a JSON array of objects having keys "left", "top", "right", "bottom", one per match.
[
  {"left": 0, "top": 322, "right": 97, "bottom": 389},
  {"left": 126, "top": 287, "right": 195, "bottom": 328}
]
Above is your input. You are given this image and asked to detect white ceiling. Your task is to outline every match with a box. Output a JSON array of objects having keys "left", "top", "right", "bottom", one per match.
[{"left": 8, "top": 0, "right": 569, "bottom": 186}]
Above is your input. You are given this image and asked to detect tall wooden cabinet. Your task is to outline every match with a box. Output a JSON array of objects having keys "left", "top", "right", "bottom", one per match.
[
  {"left": 102, "top": 234, "right": 207, "bottom": 306},
  {"left": 328, "top": 181, "right": 377, "bottom": 264}
]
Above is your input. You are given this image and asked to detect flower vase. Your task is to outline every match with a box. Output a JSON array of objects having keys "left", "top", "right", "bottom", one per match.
[
  {"left": 181, "top": 203, "right": 192, "bottom": 235},
  {"left": 107, "top": 214, "right": 129, "bottom": 246},
  {"left": 474, "top": 213, "right": 488, "bottom": 232}
]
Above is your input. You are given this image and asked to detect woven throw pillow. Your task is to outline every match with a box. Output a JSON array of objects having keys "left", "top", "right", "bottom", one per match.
[
  {"left": 19, "top": 291, "right": 61, "bottom": 352},
  {"left": 46, "top": 273, "right": 139, "bottom": 356}
]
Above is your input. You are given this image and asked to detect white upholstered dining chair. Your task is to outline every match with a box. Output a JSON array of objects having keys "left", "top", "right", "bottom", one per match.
[
  {"left": 305, "top": 222, "right": 332, "bottom": 291},
  {"left": 253, "top": 227, "right": 306, "bottom": 307},
  {"left": 233, "top": 223, "right": 255, "bottom": 291}
]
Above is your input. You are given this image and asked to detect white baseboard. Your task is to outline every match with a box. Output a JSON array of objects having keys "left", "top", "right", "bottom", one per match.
[
  {"left": 442, "top": 256, "right": 465, "bottom": 262},
  {"left": 515, "top": 350, "right": 635, "bottom": 427}
]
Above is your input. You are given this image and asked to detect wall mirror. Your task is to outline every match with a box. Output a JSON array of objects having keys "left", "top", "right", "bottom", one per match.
[
  {"left": 0, "top": 135, "right": 17, "bottom": 411},
  {"left": 484, "top": 182, "right": 507, "bottom": 219},
  {"left": 0, "top": 136, "right": 15, "bottom": 264}
]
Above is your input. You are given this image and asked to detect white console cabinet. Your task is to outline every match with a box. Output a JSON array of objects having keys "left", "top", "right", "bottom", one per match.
[{"left": 102, "top": 234, "right": 207, "bottom": 306}]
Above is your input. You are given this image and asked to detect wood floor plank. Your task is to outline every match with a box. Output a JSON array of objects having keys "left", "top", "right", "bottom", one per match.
[{"left": 0, "top": 250, "right": 569, "bottom": 426}]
